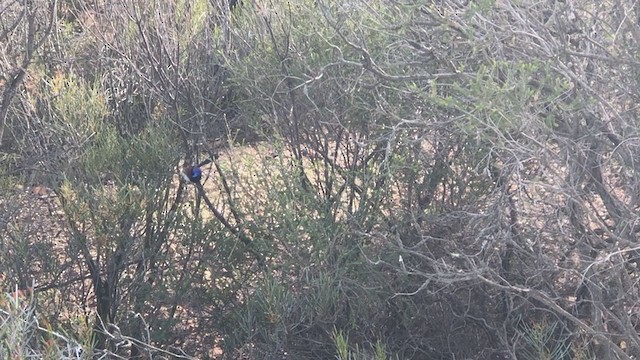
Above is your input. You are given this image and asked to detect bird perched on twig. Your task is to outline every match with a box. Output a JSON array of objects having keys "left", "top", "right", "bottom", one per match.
[{"left": 182, "top": 159, "right": 212, "bottom": 183}]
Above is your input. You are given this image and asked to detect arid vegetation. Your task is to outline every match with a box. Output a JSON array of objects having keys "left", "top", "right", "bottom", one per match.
[{"left": 2, "top": 0, "right": 640, "bottom": 359}]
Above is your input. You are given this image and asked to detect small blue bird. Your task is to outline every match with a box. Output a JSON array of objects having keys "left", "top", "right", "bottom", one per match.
[{"left": 183, "top": 159, "right": 212, "bottom": 183}]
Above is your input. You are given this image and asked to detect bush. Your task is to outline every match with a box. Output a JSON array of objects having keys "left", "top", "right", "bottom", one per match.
[{"left": 3, "top": 0, "right": 640, "bottom": 358}]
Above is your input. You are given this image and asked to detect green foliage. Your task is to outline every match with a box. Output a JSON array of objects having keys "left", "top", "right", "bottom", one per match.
[
  {"left": 517, "top": 319, "right": 572, "bottom": 360},
  {"left": 334, "top": 328, "right": 399, "bottom": 360},
  {"left": 467, "top": 0, "right": 497, "bottom": 13},
  {"left": 452, "top": 60, "right": 547, "bottom": 141},
  {"left": 0, "top": 291, "right": 93, "bottom": 359},
  {"left": 228, "top": 0, "right": 410, "bottom": 131},
  {"left": 174, "top": 0, "right": 213, "bottom": 61},
  {"left": 0, "top": 292, "right": 39, "bottom": 359},
  {"left": 223, "top": 275, "right": 294, "bottom": 355},
  {"left": 50, "top": 73, "right": 108, "bottom": 148}
]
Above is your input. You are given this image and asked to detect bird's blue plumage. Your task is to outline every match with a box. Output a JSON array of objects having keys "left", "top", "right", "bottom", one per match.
[
  {"left": 191, "top": 167, "right": 202, "bottom": 181},
  {"left": 184, "top": 159, "right": 211, "bottom": 183}
]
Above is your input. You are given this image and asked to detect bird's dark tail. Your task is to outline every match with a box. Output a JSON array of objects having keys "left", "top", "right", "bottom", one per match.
[{"left": 197, "top": 159, "right": 213, "bottom": 167}]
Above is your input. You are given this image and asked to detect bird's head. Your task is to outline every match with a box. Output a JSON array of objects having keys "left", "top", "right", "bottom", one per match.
[
  {"left": 182, "top": 159, "right": 211, "bottom": 183},
  {"left": 189, "top": 166, "right": 202, "bottom": 182}
]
